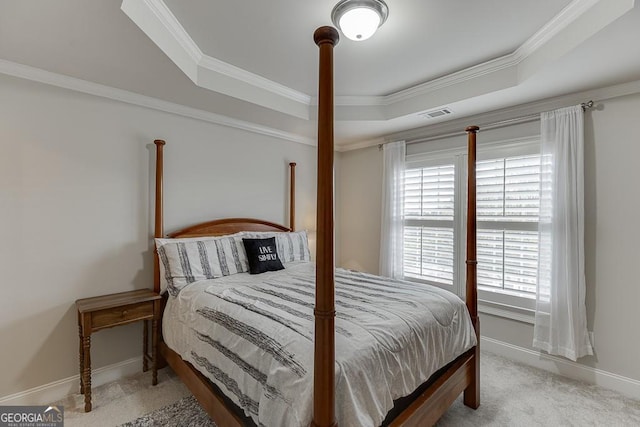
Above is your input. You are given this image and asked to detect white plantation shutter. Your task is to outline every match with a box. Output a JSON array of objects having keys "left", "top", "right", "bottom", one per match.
[
  {"left": 477, "top": 230, "right": 539, "bottom": 294},
  {"left": 402, "top": 143, "right": 542, "bottom": 310},
  {"left": 403, "top": 164, "right": 455, "bottom": 286},
  {"left": 476, "top": 154, "right": 540, "bottom": 295},
  {"left": 403, "top": 226, "right": 454, "bottom": 284},
  {"left": 404, "top": 166, "right": 455, "bottom": 219},
  {"left": 477, "top": 156, "right": 540, "bottom": 222}
]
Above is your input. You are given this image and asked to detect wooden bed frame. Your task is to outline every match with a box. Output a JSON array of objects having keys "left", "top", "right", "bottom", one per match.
[{"left": 151, "top": 25, "right": 480, "bottom": 427}]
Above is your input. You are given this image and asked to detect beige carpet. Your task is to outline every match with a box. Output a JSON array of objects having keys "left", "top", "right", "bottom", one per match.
[
  {"left": 55, "top": 351, "right": 640, "bottom": 426},
  {"left": 54, "top": 368, "right": 191, "bottom": 427}
]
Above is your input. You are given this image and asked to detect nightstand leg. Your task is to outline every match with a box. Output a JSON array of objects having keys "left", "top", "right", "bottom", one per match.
[
  {"left": 78, "top": 319, "right": 84, "bottom": 394},
  {"left": 82, "top": 335, "right": 92, "bottom": 412},
  {"left": 143, "top": 320, "right": 149, "bottom": 372},
  {"left": 152, "top": 318, "right": 158, "bottom": 386}
]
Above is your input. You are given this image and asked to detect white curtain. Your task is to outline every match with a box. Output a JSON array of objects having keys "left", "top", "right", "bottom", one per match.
[
  {"left": 533, "top": 105, "right": 593, "bottom": 361},
  {"left": 380, "top": 141, "right": 406, "bottom": 279}
]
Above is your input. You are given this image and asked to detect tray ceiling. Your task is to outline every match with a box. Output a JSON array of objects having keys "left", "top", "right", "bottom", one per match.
[{"left": 1, "top": 0, "right": 638, "bottom": 149}]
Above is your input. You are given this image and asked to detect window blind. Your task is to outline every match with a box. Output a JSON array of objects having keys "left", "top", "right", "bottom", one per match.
[
  {"left": 404, "top": 226, "right": 454, "bottom": 285},
  {"left": 477, "top": 155, "right": 540, "bottom": 222},
  {"left": 476, "top": 154, "right": 540, "bottom": 295},
  {"left": 403, "top": 164, "right": 455, "bottom": 285},
  {"left": 404, "top": 165, "right": 455, "bottom": 220}
]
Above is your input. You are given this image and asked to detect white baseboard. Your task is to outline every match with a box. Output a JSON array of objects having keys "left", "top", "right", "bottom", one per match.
[
  {"left": 0, "top": 356, "right": 143, "bottom": 406},
  {"left": 481, "top": 336, "right": 640, "bottom": 400},
  {"left": 3, "top": 341, "right": 638, "bottom": 406}
]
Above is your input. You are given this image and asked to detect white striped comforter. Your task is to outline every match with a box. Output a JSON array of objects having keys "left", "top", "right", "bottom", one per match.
[{"left": 163, "top": 262, "right": 477, "bottom": 427}]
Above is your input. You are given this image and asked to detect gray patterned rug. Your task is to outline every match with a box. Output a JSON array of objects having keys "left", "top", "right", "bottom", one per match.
[{"left": 120, "top": 396, "right": 214, "bottom": 427}]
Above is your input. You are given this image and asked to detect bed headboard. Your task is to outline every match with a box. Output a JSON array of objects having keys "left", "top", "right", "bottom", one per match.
[
  {"left": 152, "top": 140, "right": 296, "bottom": 293},
  {"left": 168, "top": 218, "right": 290, "bottom": 238}
]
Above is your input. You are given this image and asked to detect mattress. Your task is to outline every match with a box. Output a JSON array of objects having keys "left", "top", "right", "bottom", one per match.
[{"left": 163, "top": 262, "right": 477, "bottom": 426}]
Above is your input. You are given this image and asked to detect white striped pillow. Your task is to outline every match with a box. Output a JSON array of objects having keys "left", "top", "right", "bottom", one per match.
[
  {"left": 156, "top": 233, "right": 248, "bottom": 296},
  {"left": 241, "top": 230, "right": 311, "bottom": 263}
]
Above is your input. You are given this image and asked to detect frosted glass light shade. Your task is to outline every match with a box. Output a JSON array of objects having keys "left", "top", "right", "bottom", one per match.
[
  {"left": 331, "top": 0, "right": 389, "bottom": 42},
  {"left": 339, "top": 8, "right": 381, "bottom": 41}
]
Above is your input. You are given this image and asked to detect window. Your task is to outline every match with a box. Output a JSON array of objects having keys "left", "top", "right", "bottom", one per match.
[
  {"left": 402, "top": 139, "right": 541, "bottom": 319},
  {"left": 476, "top": 154, "right": 540, "bottom": 296},
  {"left": 403, "top": 163, "right": 456, "bottom": 286}
]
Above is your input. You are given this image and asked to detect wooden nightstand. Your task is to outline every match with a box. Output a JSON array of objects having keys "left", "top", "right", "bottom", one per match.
[{"left": 76, "top": 289, "right": 161, "bottom": 412}]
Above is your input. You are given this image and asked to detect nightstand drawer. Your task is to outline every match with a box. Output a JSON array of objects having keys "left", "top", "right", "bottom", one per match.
[{"left": 92, "top": 301, "right": 153, "bottom": 329}]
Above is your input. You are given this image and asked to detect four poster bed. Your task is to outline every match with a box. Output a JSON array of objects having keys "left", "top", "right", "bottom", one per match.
[{"left": 152, "top": 26, "right": 480, "bottom": 427}]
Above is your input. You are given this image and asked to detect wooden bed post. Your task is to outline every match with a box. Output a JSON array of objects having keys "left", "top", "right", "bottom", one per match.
[
  {"left": 153, "top": 139, "right": 166, "bottom": 295},
  {"left": 312, "top": 26, "right": 339, "bottom": 427},
  {"left": 463, "top": 126, "right": 480, "bottom": 409},
  {"left": 289, "top": 162, "right": 297, "bottom": 231}
]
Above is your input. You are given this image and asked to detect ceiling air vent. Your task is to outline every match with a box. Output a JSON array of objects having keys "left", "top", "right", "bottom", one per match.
[{"left": 418, "top": 107, "right": 453, "bottom": 119}]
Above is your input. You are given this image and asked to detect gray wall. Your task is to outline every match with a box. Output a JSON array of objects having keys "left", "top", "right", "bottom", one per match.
[
  {"left": 336, "top": 146, "right": 383, "bottom": 274},
  {"left": 3, "top": 68, "right": 639, "bottom": 400},
  {"left": 336, "top": 91, "right": 640, "bottom": 383},
  {"left": 0, "top": 73, "right": 317, "bottom": 399}
]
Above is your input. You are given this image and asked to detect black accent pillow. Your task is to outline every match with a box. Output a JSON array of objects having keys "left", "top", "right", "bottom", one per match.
[{"left": 242, "top": 237, "right": 285, "bottom": 275}]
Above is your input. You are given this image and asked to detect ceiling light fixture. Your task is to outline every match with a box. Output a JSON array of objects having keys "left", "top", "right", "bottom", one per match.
[{"left": 331, "top": 0, "right": 389, "bottom": 42}]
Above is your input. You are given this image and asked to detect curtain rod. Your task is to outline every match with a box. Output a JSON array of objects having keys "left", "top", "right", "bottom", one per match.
[{"left": 379, "top": 100, "right": 594, "bottom": 149}]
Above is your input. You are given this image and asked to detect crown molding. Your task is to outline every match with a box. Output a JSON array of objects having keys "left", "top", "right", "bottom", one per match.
[
  {"left": 121, "top": 0, "right": 629, "bottom": 122},
  {"left": 335, "top": 136, "right": 385, "bottom": 153},
  {"left": 515, "top": 0, "right": 635, "bottom": 83},
  {"left": 121, "top": 0, "right": 311, "bottom": 118},
  {"left": 514, "top": 0, "right": 600, "bottom": 61},
  {"left": 337, "top": 78, "right": 640, "bottom": 152},
  {"left": 6, "top": 55, "right": 637, "bottom": 154},
  {"left": 384, "top": 54, "right": 519, "bottom": 106},
  {"left": 139, "top": 0, "right": 202, "bottom": 64},
  {"left": 333, "top": 95, "right": 387, "bottom": 106},
  {"left": 198, "top": 55, "right": 311, "bottom": 105},
  {"left": 0, "top": 58, "right": 315, "bottom": 147},
  {"left": 383, "top": 0, "right": 615, "bottom": 108}
]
